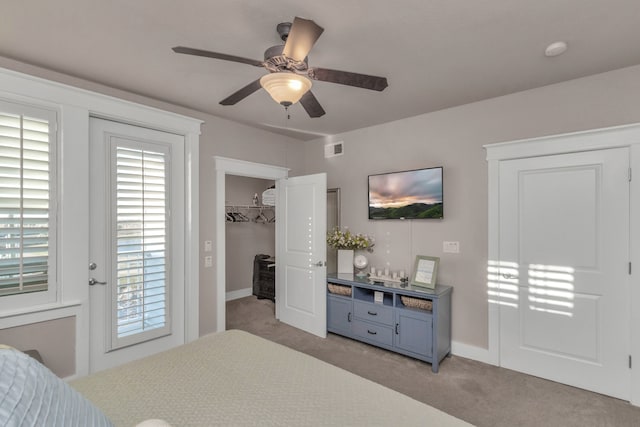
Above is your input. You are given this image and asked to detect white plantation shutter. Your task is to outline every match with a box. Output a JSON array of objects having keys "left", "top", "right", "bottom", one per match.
[
  {"left": 112, "top": 142, "right": 171, "bottom": 347},
  {"left": 0, "top": 103, "right": 56, "bottom": 301}
]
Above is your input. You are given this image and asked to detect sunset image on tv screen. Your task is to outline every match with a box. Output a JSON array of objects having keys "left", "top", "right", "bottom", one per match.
[{"left": 368, "top": 167, "right": 443, "bottom": 219}]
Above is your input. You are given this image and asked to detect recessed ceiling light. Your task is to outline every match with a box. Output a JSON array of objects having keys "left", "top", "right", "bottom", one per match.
[{"left": 545, "top": 41, "right": 568, "bottom": 57}]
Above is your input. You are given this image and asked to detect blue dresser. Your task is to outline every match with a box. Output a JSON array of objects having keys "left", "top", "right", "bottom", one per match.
[{"left": 327, "top": 273, "right": 452, "bottom": 373}]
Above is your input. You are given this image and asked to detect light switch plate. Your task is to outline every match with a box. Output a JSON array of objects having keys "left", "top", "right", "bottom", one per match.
[
  {"left": 443, "top": 241, "right": 460, "bottom": 253},
  {"left": 204, "top": 256, "right": 213, "bottom": 267},
  {"left": 204, "top": 240, "right": 212, "bottom": 252}
]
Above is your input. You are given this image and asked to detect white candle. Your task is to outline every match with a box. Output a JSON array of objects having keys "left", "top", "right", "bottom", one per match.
[
  {"left": 400, "top": 270, "right": 406, "bottom": 278},
  {"left": 392, "top": 271, "right": 398, "bottom": 279},
  {"left": 384, "top": 267, "right": 389, "bottom": 276},
  {"left": 370, "top": 267, "right": 376, "bottom": 275}
]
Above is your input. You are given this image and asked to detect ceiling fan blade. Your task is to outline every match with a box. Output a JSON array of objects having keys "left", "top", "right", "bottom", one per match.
[
  {"left": 219, "top": 79, "right": 263, "bottom": 105},
  {"left": 172, "top": 46, "right": 264, "bottom": 67},
  {"left": 282, "top": 17, "right": 324, "bottom": 62},
  {"left": 309, "top": 67, "right": 388, "bottom": 91},
  {"left": 299, "top": 91, "right": 326, "bottom": 118}
]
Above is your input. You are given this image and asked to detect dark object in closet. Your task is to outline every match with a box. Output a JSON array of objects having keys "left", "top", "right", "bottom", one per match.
[{"left": 253, "top": 254, "right": 275, "bottom": 301}]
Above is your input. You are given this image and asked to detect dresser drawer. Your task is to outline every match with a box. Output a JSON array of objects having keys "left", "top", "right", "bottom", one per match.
[
  {"left": 353, "top": 301, "right": 394, "bottom": 326},
  {"left": 352, "top": 320, "right": 393, "bottom": 347}
]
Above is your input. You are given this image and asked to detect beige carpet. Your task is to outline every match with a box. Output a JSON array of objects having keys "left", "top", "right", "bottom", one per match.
[{"left": 227, "top": 296, "right": 640, "bottom": 427}]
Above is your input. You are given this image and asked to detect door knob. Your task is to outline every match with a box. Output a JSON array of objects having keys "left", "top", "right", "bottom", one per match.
[
  {"left": 89, "top": 278, "right": 107, "bottom": 286},
  {"left": 313, "top": 261, "right": 326, "bottom": 267}
]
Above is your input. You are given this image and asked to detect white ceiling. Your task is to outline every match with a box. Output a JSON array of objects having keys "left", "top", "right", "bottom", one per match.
[{"left": 1, "top": 0, "right": 639, "bottom": 140}]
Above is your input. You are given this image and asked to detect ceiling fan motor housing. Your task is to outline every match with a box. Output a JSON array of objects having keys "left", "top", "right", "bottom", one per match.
[{"left": 263, "top": 45, "right": 308, "bottom": 73}]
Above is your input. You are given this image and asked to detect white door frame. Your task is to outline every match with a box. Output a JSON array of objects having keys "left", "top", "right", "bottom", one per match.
[
  {"left": 214, "top": 157, "right": 289, "bottom": 332},
  {"left": 485, "top": 122, "right": 640, "bottom": 406},
  {"left": 88, "top": 118, "right": 187, "bottom": 372},
  {"left": 91, "top": 114, "right": 201, "bottom": 347}
]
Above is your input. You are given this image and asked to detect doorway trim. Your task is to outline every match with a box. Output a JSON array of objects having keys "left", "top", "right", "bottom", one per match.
[
  {"left": 326, "top": 188, "right": 341, "bottom": 274},
  {"left": 214, "top": 157, "right": 289, "bottom": 332},
  {"left": 485, "top": 122, "right": 640, "bottom": 406}
]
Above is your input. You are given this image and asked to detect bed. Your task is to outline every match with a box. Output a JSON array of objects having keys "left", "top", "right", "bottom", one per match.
[{"left": 3, "top": 330, "right": 472, "bottom": 426}]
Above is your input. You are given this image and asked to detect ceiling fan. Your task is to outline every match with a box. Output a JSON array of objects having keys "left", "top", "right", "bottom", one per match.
[{"left": 172, "top": 17, "right": 388, "bottom": 118}]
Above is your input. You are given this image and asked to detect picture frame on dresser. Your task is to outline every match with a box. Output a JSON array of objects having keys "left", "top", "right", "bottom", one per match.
[{"left": 410, "top": 255, "right": 439, "bottom": 289}]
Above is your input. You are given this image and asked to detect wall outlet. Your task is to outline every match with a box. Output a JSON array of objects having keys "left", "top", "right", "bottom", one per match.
[
  {"left": 204, "top": 256, "right": 213, "bottom": 268},
  {"left": 443, "top": 241, "right": 460, "bottom": 254},
  {"left": 204, "top": 240, "right": 212, "bottom": 252}
]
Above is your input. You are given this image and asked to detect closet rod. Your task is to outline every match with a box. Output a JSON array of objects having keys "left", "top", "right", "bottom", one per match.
[{"left": 225, "top": 205, "right": 275, "bottom": 209}]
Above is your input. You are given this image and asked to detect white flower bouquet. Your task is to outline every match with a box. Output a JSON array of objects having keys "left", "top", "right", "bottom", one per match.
[{"left": 326, "top": 227, "right": 374, "bottom": 252}]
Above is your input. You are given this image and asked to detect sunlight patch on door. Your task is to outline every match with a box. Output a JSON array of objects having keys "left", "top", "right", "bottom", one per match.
[
  {"left": 487, "top": 260, "right": 519, "bottom": 308},
  {"left": 518, "top": 264, "right": 599, "bottom": 361},
  {"left": 527, "top": 264, "right": 575, "bottom": 317}
]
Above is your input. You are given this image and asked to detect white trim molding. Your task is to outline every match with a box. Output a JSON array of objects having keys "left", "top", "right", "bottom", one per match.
[
  {"left": 226, "top": 288, "right": 253, "bottom": 302},
  {"left": 451, "top": 341, "right": 491, "bottom": 364},
  {"left": 485, "top": 122, "right": 640, "bottom": 406},
  {"left": 184, "top": 133, "right": 200, "bottom": 343}
]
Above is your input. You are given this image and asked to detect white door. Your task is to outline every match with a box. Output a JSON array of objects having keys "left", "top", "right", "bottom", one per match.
[
  {"left": 498, "top": 147, "right": 630, "bottom": 399},
  {"left": 276, "top": 173, "right": 327, "bottom": 337},
  {"left": 89, "top": 118, "right": 186, "bottom": 373}
]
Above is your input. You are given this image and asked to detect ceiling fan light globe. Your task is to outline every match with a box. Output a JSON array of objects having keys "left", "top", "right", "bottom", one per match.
[
  {"left": 288, "top": 79, "right": 303, "bottom": 90},
  {"left": 260, "top": 73, "right": 312, "bottom": 106}
]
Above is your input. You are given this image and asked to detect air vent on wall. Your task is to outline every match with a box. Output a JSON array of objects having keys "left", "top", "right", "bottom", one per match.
[{"left": 324, "top": 141, "right": 344, "bottom": 158}]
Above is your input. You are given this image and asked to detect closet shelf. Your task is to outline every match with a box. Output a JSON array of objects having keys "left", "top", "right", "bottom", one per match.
[
  {"left": 225, "top": 205, "right": 275, "bottom": 223},
  {"left": 225, "top": 205, "right": 274, "bottom": 209}
]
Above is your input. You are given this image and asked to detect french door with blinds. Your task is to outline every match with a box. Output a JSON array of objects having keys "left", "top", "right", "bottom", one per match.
[{"left": 89, "top": 118, "right": 185, "bottom": 373}]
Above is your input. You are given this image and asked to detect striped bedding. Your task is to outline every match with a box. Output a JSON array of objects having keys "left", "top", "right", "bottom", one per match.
[{"left": 0, "top": 347, "right": 111, "bottom": 427}]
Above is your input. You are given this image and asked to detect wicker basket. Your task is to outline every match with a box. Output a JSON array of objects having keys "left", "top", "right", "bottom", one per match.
[
  {"left": 400, "top": 295, "right": 433, "bottom": 311},
  {"left": 327, "top": 283, "right": 352, "bottom": 296}
]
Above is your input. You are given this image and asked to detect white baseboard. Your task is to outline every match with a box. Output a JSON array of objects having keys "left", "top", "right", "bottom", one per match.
[
  {"left": 451, "top": 340, "right": 492, "bottom": 364},
  {"left": 226, "top": 288, "right": 252, "bottom": 301}
]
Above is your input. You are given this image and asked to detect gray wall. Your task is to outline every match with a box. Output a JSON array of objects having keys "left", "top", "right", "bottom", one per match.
[
  {"left": 0, "top": 316, "right": 75, "bottom": 377},
  {"left": 304, "top": 64, "right": 640, "bottom": 350},
  {"left": 225, "top": 176, "right": 275, "bottom": 294}
]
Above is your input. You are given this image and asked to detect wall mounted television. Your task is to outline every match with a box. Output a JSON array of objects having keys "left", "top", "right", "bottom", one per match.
[{"left": 368, "top": 166, "right": 443, "bottom": 220}]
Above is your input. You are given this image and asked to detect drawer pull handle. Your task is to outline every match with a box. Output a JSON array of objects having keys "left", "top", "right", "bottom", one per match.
[
  {"left": 367, "top": 330, "right": 377, "bottom": 335},
  {"left": 395, "top": 323, "right": 399, "bottom": 334},
  {"left": 367, "top": 311, "right": 378, "bottom": 316},
  {"left": 348, "top": 312, "right": 352, "bottom": 322}
]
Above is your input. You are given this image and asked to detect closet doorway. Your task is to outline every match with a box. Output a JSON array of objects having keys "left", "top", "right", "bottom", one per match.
[
  {"left": 214, "top": 158, "right": 288, "bottom": 331},
  {"left": 224, "top": 175, "right": 276, "bottom": 305},
  {"left": 224, "top": 183, "right": 341, "bottom": 320},
  {"left": 214, "top": 156, "right": 332, "bottom": 336}
]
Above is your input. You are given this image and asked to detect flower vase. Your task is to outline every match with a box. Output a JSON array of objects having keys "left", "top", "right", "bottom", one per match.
[{"left": 337, "top": 249, "right": 354, "bottom": 274}]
